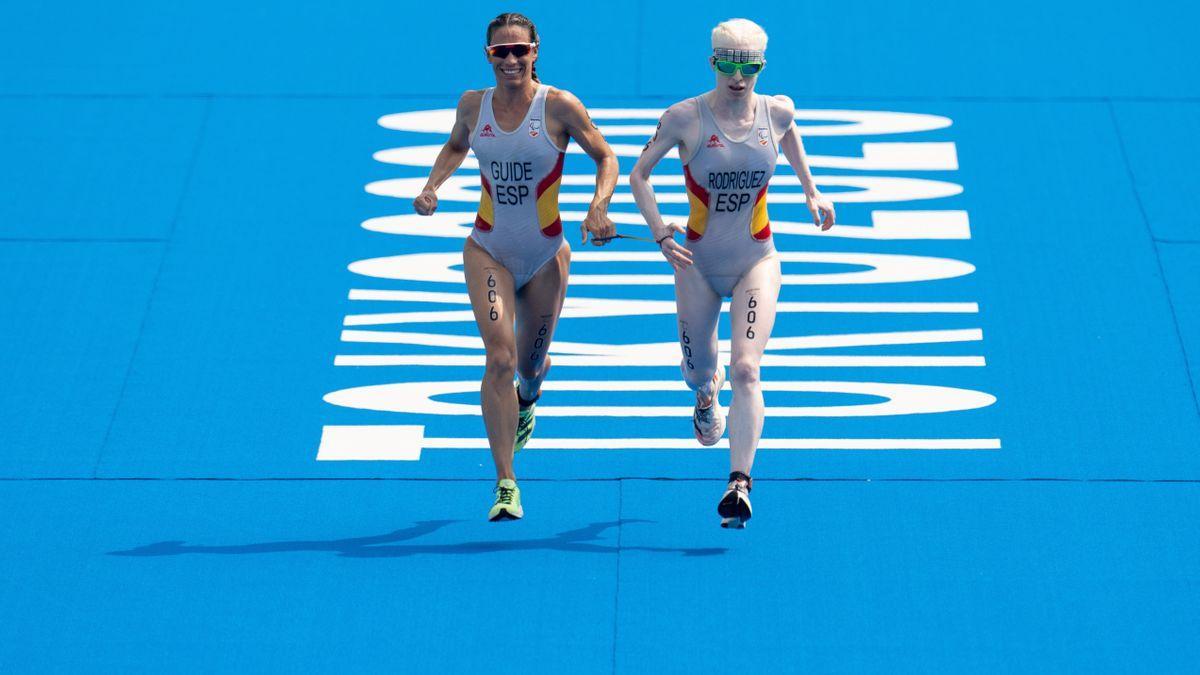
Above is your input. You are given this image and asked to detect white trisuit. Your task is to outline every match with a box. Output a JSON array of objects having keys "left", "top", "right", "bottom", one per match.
[
  {"left": 676, "top": 93, "right": 783, "bottom": 473},
  {"left": 467, "top": 83, "right": 570, "bottom": 401},
  {"left": 469, "top": 83, "right": 567, "bottom": 289}
]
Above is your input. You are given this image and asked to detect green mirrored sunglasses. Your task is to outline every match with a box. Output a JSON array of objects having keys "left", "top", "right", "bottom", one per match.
[{"left": 714, "top": 60, "right": 765, "bottom": 76}]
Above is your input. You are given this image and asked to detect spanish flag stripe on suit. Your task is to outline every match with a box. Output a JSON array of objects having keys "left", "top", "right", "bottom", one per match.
[
  {"left": 535, "top": 152, "right": 565, "bottom": 237},
  {"left": 682, "top": 165, "right": 710, "bottom": 241},
  {"left": 750, "top": 184, "right": 771, "bottom": 240},
  {"left": 475, "top": 173, "right": 494, "bottom": 231}
]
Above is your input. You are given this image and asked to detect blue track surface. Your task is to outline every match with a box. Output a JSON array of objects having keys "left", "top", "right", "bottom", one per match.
[{"left": 2, "top": 1, "right": 1198, "bottom": 670}]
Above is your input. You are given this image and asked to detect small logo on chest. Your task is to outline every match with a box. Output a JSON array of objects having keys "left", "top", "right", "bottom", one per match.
[
  {"left": 706, "top": 134, "right": 725, "bottom": 148},
  {"left": 529, "top": 118, "right": 542, "bottom": 138},
  {"left": 480, "top": 123, "right": 496, "bottom": 138},
  {"left": 757, "top": 128, "right": 770, "bottom": 146}
]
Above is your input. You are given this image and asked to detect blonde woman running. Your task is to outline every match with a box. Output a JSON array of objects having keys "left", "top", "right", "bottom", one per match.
[{"left": 630, "top": 18, "right": 835, "bottom": 528}]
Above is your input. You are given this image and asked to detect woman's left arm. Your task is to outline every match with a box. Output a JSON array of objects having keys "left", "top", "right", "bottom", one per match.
[
  {"left": 774, "top": 95, "right": 835, "bottom": 231},
  {"left": 553, "top": 90, "right": 618, "bottom": 245}
]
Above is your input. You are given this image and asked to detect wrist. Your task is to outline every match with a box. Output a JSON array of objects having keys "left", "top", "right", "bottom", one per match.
[{"left": 653, "top": 227, "right": 674, "bottom": 246}]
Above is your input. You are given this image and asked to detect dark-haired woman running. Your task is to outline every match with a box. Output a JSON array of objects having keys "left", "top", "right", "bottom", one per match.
[{"left": 413, "top": 12, "right": 618, "bottom": 521}]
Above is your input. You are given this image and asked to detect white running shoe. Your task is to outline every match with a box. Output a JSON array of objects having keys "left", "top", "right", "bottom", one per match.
[
  {"left": 718, "top": 471, "right": 753, "bottom": 529},
  {"left": 692, "top": 369, "right": 726, "bottom": 446}
]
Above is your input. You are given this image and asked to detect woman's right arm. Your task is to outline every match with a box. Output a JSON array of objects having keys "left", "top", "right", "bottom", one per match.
[
  {"left": 629, "top": 107, "right": 694, "bottom": 271},
  {"left": 414, "top": 92, "right": 479, "bottom": 216}
]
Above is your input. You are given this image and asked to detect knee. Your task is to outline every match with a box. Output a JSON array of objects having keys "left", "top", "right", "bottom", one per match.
[
  {"left": 729, "top": 358, "right": 761, "bottom": 389},
  {"left": 484, "top": 346, "right": 517, "bottom": 383}
]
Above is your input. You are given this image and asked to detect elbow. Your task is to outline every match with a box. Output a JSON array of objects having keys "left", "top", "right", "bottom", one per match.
[{"left": 600, "top": 150, "right": 618, "bottom": 171}]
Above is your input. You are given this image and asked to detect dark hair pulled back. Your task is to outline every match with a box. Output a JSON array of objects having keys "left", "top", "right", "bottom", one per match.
[{"left": 486, "top": 12, "right": 540, "bottom": 82}]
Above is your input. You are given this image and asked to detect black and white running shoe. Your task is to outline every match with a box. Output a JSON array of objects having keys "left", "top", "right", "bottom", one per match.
[{"left": 718, "top": 471, "right": 753, "bottom": 529}]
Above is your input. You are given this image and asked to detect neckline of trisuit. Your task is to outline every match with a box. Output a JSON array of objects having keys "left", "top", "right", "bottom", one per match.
[
  {"left": 701, "top": 92, "right": 759, "bottom": 144},
  {"left": 489, "top": 83, "right": 543, "bottom": 135}
]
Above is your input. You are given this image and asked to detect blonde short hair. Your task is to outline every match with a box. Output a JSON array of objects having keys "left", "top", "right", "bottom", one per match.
[{"left": 711, "top": 18, "right": 768, "bottom": 51}]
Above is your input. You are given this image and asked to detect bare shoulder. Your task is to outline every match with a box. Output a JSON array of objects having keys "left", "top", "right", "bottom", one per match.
[
  {"left": 659, "top": 97, "right": 700, "bottom": 134},
  {"left": 546, "top": 86, "right": 586, "bottom": 118},
  {"left": 456, "top": 89, "right": 486, "bottom": 112},
  {"left": 451, "top": 89, "right": 485, "bottom": 132},
  {"left": 663, "top": 97, "right": 699, "bottom": 121},
  {"left": 770, "top": 93, "right": 796, "bottom": 111},
  {"left": 767, "top": 94, "right": 796, "bottom": 131}
]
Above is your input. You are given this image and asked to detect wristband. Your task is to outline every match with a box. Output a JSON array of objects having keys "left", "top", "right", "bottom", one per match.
[{"left": 656, "top": 233, "right": 672, "bottom": 246}]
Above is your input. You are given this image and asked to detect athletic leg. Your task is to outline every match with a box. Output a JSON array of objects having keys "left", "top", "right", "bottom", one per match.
[
  {"left": 515, "top": 241, "right": 570, "bottom": 400},
  {"left": 727, "top": 255, "right": 781, "bottom": 475},
  {"left": 674, "top": 263, "right": 723, "bottom": 400},
  {"left": 675, "top": 263, "right": 727, "bottom": 445},
  {"left": 463, "top": 238, "right": 520, "bottom": 481},
  {"left": 510, "top": 242, "right": 570, "bottom": 453}
]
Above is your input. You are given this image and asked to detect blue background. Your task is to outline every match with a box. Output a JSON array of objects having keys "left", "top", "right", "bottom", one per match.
[{"left": 1, "top": 0, "right": 1198, "bottom": 671}]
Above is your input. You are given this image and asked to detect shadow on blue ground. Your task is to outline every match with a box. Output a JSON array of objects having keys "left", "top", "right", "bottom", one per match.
[{"left": 108, "top": 519, "right": 728, "bottom": 558}]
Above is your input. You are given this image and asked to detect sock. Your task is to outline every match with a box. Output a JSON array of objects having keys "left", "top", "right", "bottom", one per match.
[{"left": 516, "top": 379, "right": 539, "bottom": 408}]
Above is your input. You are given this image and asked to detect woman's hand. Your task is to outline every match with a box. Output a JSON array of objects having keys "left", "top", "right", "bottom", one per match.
[
  {"left": 807, "top": 191, "right": 835, "bottom": 231},
  {"left": 413, "top": 188, "right": 438, "bottom": 216},
  {"left": 657, "top": 223, "right": 693, "bottom": 272},
  {"left": 581, "top": 207, "right": 616, "bottom": 246}
]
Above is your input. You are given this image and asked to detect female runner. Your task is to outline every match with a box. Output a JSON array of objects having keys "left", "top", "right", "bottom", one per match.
[
  {"left": 413, "top": 12, "right": 617, "bottom": 521},
  {"left": 629, "top": 18, "right": 835, "bottom": 528}
]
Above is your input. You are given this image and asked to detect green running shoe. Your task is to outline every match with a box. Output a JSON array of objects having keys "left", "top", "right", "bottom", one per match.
[
  {"left": 514, "top": 385, "right": 537, "bottom": 453},
  {"left": 488, "top": 479, "right": 523, "bottom": 521}
]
